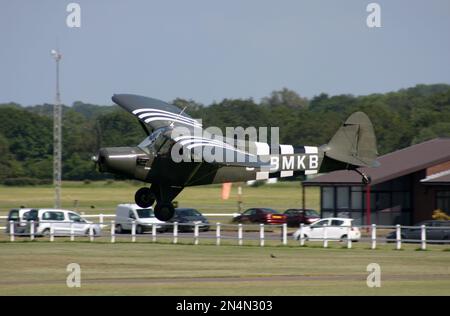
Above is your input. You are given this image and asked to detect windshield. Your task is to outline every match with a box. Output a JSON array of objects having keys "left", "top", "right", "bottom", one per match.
[
  {"left": 24, "top": 210, "right": 38, "bottom": 221},
  {"left": 261, "top": 208, "right": 278, "bottom": 214},
  {"left": 136, "top": 209, "right": 154, "bottom": 218},
  {"left": 137, "top": 127, "right": 170, "bottom": 154},
  {"left": 8, "top": 210, "right": 19, "bottom": 221},
  {"left": 177, "top": 209, "right": 201, "bottom": 217},
  {"left": 305, "top": 210, "right": 319, "bottom": 217}
]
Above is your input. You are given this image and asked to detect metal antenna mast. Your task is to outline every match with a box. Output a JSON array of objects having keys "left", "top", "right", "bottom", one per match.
[{"left": 51, "top": 49, "right": 62, "bottom": 208}]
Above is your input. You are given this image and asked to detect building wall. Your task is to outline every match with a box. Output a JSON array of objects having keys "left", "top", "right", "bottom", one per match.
[
  {"left": 426, "top": 160, "right": 450, "bottom": 176},
  {"left": 411, "top": 170, "right": 450, "bottom": 223}
]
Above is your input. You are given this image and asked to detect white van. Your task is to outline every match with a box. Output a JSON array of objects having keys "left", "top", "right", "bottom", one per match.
[
  {"left": 115, "top": 204, "right": 164, "bottom": 234},
  {"left": 23, "top": 209, "right": 101, "bottom": 237}
]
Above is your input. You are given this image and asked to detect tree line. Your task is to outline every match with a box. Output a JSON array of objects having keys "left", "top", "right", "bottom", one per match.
[{"left": 0, "top": 84, "right": 449, "bottom": 184}]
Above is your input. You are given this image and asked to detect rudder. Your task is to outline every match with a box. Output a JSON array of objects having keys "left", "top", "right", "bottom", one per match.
[{"left": 323, "top": 112, "right": 378, "bottom": 168}]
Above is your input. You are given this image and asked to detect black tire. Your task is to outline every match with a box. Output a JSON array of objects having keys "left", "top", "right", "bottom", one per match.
[
  {"left": 136, "top": 225, "right": 143, "bottom": 234},
  {"left": 115, "top": 224, "right": 123, "bottom": 234},
  {"left": 154, "top": 203, "right": 175, "bottom": 221},
  {"left": 135, "top": 187, "right": 155, "bottom": 208},
  {"left": 340, "top": 235, "right": 347, "bottom": 242},
  {"left": 85, "top": 228, "right": 97, "bottom": 236},
  {"left": 42, "top": 228, "right": 50, "bottom": 237}
]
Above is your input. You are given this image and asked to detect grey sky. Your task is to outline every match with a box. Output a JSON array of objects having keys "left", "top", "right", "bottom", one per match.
[{"left": 1, "top": 0, "right": 450, "bottom": 106}]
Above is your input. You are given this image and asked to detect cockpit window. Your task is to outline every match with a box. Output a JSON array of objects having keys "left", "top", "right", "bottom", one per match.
[{"left": 138, "top": 128, "right": 169, "bottom": 154}]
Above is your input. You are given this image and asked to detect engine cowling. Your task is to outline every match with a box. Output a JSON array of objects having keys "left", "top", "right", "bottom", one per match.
[{"left": 96, "top": 147, "right": 151, "bottom": 180}]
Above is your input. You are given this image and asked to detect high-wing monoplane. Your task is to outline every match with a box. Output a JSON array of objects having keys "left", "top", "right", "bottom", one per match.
[{"left": 95, "top": 94, "right": 378, "bottom": 221}]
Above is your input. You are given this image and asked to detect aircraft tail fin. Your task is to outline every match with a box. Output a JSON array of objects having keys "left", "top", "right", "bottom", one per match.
[{"left": 322, "top": 112, "right": 379, "bottom": 169}]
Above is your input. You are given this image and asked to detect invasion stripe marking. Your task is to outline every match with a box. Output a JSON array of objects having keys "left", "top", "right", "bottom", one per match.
[{"left": 280, "top": 144, "right": 294, "bottom": 177}]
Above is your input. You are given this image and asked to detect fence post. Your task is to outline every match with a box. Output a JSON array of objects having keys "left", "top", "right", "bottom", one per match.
[
  {"left": 131, "top": 220, "right": 136, "bottom": 243},
  {"left": 152, "top": 224, "right": 157, "bottom": 243},
  {"left": 238, "top": 223, "right": 243, "bottom": 246},
  {"left": 282, "top": 223, "right": 287, "bottom": 246},
  {"left": 89, "top": 224, "right": 94, "bottom": 242},
  {"left": 173, "top": 222, "right": 178, "bottom": 244},
  {"left": 396, "top": 224, "right": 401, "bottom": 250},
  {"left": 9, "top": 221, "right": 14, "bottom": 242},
  {"left": 299, "top": 223, "right": 305, "bottom": 246},
  {"left": 30, "top": 220, "right": 35, "bottom": 241},
  {"left": 371, "top": 224, "right": 377, "bottom": 250},
  {"left": 50, "top": 223, "right": 54, "bottom": 242},
  {"left": 421, "top": 224, "right": 426, "bottom": 250},
  {"left": 347, "top": 224, "right": 352, "bottom": 249},
  {"left": 111, "top": 220, "right": 115, "bottom": 243},
  {"left": 99, "top": 213, "right": 104, "bottom": 225},
  {"left": 323, "top": 224, "right": 328, "bottom": 248},
  {"left": 194, "top": 223, "right": 199, "bottom": 245},
  {"left": 216, "top": 223, "right": 221, "bottom": 246},
  {"left": 260, "top": 224, "right": 265, "bottom": 247},
  {"left": 70, "top": 222, "right": 74, "bottom": 242}
]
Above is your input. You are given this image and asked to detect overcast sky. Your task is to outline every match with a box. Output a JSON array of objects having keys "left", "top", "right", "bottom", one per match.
[{"left": 1, "top": 0, "right": 450, "bottom": 106}]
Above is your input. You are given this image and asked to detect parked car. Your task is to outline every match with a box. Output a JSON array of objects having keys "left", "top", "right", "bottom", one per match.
[
  {"left": 284, "top": 208, "right": 320, "bottom": 227},
  {"left": 166, "top": 208, "right": 210, "bottom": 232},
  {"left": 23, "top": 209, "right": 101, "bottom": 236},
  {"left": 386, "top": 220, "right": 450, "bottom": 243},
  {"left": 5, "top": 208, "right": 36, "bottom": 235},
  {"left": 232, "top": 208, "right": 287, "bottom": 225},
  {"left": 292, "top": 218, "right": 361, "bottom": 241},
  {"left": 115, "top": 204, "right": 165, "bottom": 234}
]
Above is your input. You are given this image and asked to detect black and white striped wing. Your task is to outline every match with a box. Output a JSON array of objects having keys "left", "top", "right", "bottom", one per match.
[{"left": 112, "top": 94, "right": 202, "bottom": 132}]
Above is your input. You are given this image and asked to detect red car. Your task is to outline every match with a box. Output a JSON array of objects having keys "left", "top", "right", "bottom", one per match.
[
  {"left": 233, "top": 208, "right": 287, "bottom": 224},
  {"left": 283, "top": 209, "right": 320, "bottom": 227}
]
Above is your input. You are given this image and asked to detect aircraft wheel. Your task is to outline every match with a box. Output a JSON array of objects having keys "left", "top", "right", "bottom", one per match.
[
  {"left": 154, "top": 203, "right": 175, "bottom": 221},
  {"left": 135, "top": 187, "right": 155, "bottom": 208}
]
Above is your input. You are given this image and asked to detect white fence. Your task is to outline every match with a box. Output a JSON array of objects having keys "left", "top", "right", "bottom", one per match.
[
  {"left": 0, "top": 213, "right": 238, "bottom": 229},
  {"left": 3, "top": 218, "right": 450, "bottom": 250}
]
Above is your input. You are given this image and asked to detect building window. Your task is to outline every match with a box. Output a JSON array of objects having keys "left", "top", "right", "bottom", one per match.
[
  {"left": 436, "top": 191, "right": 450, "bottom": 214},
  {"left": 337, "top": 187, "right": 350, "bottom": 209},
  {"left": 322, "top": 187, "right": 335, "bottom": 209},
  {"left": 351, "top": 186, "right": 363, "bottom": 210}
]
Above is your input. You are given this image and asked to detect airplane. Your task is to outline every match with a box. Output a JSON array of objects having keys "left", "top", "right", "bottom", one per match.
[{"left": 95, "top": 94, "right": 378, "bottom": 221}]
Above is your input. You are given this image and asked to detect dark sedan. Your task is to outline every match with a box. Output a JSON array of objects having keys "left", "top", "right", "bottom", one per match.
[
  {"left": 284, "top": 209, "right": 320, "bottom": 227},
  {"left": 386, "top": 220, "right": 450, "bottom": 243},
  {"left": 165, "top": 208, "right": 210, "bottom": 232},
  {"left": 232, "top": 208, "right": 287, "bottom": 225}
]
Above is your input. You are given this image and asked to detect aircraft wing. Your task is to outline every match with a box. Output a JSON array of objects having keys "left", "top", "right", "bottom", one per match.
[{"left": 112, "top": 94, "right": 202, "bottom": 132}]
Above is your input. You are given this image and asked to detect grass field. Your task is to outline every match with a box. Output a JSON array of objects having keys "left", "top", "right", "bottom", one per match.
[
  {"left": 0, "top": 181, "right": 319, "bottom": 216},
  {"left": 0, "top": 242, "right": 449, "bottom": 295},
  {"left": 0, "top": 181, "right": 449, "bottom": 296}
]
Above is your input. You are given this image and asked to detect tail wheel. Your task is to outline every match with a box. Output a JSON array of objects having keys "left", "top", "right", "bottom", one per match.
[
  {"left": 154, "top": 203, "right": 175, "bottom": 221},
  {"left": 135, "top": 187, "right": 155, "bottom": 208}
]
